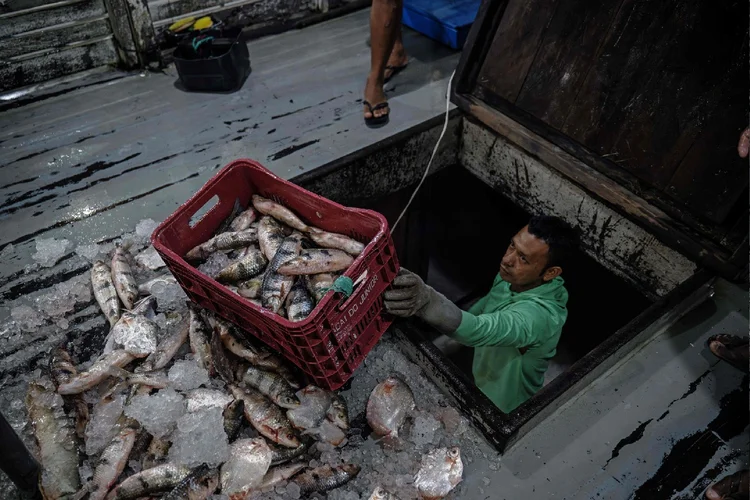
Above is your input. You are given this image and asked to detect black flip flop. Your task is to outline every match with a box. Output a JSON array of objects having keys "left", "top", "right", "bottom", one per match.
[
  {"left": 363, "top": 100, "right": 389, "bottom": 128},
  {"left": 707, "top": 334, "right": 749, "bottom": 373},
  {"left": 384, "top": 63, "right": 408, "bottom": 84}
]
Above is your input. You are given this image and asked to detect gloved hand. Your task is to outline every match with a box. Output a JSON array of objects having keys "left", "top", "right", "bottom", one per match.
[{"left": 384, "top": 268, "right": 462, "bottom": 334}]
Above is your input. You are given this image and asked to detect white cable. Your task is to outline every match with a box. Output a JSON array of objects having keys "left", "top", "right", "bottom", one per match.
[{"left": 391, "top": 68, "right": 456, "bottom": 233}]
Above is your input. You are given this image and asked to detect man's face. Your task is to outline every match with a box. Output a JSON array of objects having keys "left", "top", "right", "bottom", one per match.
[{"left": 499, "top": 225, "right": 556, "bottom": 290}]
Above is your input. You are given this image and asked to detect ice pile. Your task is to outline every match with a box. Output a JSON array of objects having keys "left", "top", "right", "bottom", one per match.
[
  {"left": 169, "top": 407, "right": 229, "bottom": 467},
  {"left": 124, "top": 387, "right": 185, "bottom": 438},
  {"left": 150, "top": 280, "right": 187, "bottom": 311},
  {"left": 168, "top": 359, "right": 209, "bottom": 391},
  {"left": 135, "top": 246, "right": 165, "bottom": 270},
  {"left": 409, "top": 411, "right": 442, "bottom": 449},
  {"left": 85, "top": 393, "right": 125, "bottom": 455},
  {"left": 10, "top": 305, "right": 45, "bottom": 332},
  {"left": 135, "top": 219, "right": 160, "bottom": 240},
  {"left": 75, "top": 243, "right": 102, "bottom": 261},
  {"left": 32, "top": 237, "right": 71, "bottom": 267},
  {"left": 35, "top": 275, "right": 92, "bottom": 325},
  {"left": 198, "top": 252, "right": 232, "bottom": 278}
]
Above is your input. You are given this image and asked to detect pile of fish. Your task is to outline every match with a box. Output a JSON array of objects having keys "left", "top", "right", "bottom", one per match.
[
  {"left": 23, "top": 231, "right": 464, "bottom": 499},
  {"left": 185, "top": 195, "right": 366, "bottom": 322}
]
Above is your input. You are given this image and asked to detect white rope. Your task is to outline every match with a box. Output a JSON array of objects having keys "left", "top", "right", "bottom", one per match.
[{"left": 390, "top": 68, "right": 457, "bottom": 233}]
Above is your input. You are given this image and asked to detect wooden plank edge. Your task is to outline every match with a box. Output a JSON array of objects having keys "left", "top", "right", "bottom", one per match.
[{"left": 455, "top": 93, "right": 741, "bottom": 280}]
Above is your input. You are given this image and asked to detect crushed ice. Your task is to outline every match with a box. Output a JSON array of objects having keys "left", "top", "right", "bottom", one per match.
[
  {"left": 124, "top": 387, "right": 185, "bottom": 438},
  {"left": 32, "top": 237, "right": 70, "bottom": 267},
  {"left": 169, "top": 407, "right": 229, "bottom": 467},
  {"left": 135, "top": 245, "right": 166, "bottom": 270},
  {"left": 168, "top": 359, "right": 209, "bottom": 391}
]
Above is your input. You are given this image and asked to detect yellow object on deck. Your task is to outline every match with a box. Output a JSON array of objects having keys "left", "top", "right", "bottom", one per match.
[
  {"left": 169, "top": 17, "right": 195, "bottom": 32},
  {"left": 193, "top": 17, "right": 214, "bottom": 30}
]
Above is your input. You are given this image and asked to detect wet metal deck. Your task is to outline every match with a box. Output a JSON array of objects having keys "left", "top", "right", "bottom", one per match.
[
  {"left": 0, "top": 8, "right": 748, "bottom": 500},
  {"left": 0, "top": 8, "right": 458, "bottom": 281}
]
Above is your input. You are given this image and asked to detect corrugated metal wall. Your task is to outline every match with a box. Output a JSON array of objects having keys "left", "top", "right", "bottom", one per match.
[{"left": 0, "top": 0, "right": 119, "bottom": 91}]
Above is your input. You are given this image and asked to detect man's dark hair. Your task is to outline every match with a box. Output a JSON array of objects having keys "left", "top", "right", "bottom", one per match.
[{"left": 527, "top": 215, "right": 579, "bottom": 269}]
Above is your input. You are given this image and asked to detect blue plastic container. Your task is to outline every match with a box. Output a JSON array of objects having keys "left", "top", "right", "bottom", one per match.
[{"left": 402, "top": 0, "right": 481, "bottom": 50}]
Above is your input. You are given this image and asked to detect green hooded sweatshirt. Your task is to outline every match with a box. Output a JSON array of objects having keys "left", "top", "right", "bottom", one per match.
[{"left": 449, "top": 274, "right": 568, "bottom": 413}]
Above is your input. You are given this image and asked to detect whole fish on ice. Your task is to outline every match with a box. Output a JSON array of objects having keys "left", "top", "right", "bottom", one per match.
[
  {"left": 241, "top": 364, "right": 300, "bottom": 409},
  {"left": 111, "top": 244, "right": 139, "bottom": 309},
  {"left": 292, "top": 464, "right": 360, "bottom": 495},
  {"left": 89, "top": 421, "right": 138, "bottom": 500},
  {"left": 26, "top": 377, "right": 81, "bottom": 498},
  {"left": 414, "top": 447, "right": 463, "bottom": 500},
  {"left": 92, "top": 259, "right": 121, "bottom": 327},
  {"left": 327, "top": 393, "right": 350, "bottom": 430},
  {"left": 229, "top": 385, "right": 300, "bottom": 448},
  {"left": 49, "top": 348, "right": 89, "bottom": 438},
  {"left": 57, "top": 350, "right": 135, "bottom": 395},
  {"left": 163, "top": 464, "right": 219, "bottom": 500},
  {"left": 366, "top": 376, "right": 415, "bottom": 438},
  {"left": 188, "top": 304, "right": 213, "bottom": 375},
  {"left": 223, "top": 399, "right": 246, "bottom": 442},
  {"left": 220, "top": 437, "right": 273, "bottom": 497},
  {"left": 105, "top": 462, "right": 192, "bottom": 500}
]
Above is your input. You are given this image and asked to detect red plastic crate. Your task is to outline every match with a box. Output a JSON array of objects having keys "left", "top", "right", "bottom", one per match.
[{"left": 151, "top": 159, "right": 400, "bottom": 390}]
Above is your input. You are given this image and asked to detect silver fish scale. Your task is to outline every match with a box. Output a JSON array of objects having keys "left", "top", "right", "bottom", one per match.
[
  {"left": 230, "top": 208, "right": 257, "bottom": 231},
  {"left": 230, "top": 385, "right": 299, "bottom": 448},
  {"left": 26, "top": 377, "right": 80, "bottom": 498},
  {"left": 188, "top": 306, "right": 213, "bottom": 373},
  {"left": 261, "top": 232, "right": 303, "bottom": 313},
  {"left": 112, "top": 247, "right": 139, "bottom": 309},
  {"left": 286, "top": 277, "right": 314, "bottom": 321},
  {"left": 414, "top": 447, "right": 463, "bottom": 499},
  {"left": 108, "top": 463, "right": 193, "bottom": 500},
  {"left": 243, "top": 365, "right": 297, "bottom": 407},
  {"left": 293, "top": 465, "right": 360, "bottom": 495},
  {"left": 217, "top": 247, "right": 267, "bottom": 282},
  {"left": 90, "top": 427, "right": 137, "bottom": 500},
  {"left": 92, "top": 260, "right": 121, "bottom": 327}
]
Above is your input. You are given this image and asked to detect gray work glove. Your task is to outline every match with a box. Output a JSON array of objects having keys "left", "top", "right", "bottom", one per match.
[{"left": 383, "top": 268, "right": 462, "bottom": 334}]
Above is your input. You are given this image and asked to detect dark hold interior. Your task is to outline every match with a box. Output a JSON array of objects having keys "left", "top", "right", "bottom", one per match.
[{"left": 363, "top": 165, "right": 651, "bottom": 386}]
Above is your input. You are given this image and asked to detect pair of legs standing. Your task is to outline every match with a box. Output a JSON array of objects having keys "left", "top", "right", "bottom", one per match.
[{"left": 364, "top": 0, "right": 408, "bottom": 125}]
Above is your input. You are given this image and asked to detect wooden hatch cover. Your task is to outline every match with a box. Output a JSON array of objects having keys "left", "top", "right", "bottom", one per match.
[{"left": 452, "top": 0, "right": 749, "bottom": 281}]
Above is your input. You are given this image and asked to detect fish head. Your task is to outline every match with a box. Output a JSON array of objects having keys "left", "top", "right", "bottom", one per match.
[
  {"left": 276, "top": 429, "right": 301, "bottom": 448},
  {"left": 340, "top": 464, "right": 361, "bottom": 477},
  {"left": 369, "top": 487, "right": 391, "bottom": 500},
  {"left": 278, "top": 394, "right": 301, "bottom": 408}
]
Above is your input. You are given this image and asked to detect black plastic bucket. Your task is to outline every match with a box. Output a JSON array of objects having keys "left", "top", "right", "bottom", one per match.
[{"left": 173, "top": 27, "right": 250, "bottom": 92}]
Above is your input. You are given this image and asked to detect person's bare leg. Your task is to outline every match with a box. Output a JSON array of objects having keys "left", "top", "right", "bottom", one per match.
[
  {"left": 384, "top": 28, "right": 408, "bottom": 81},
  {"left": 365, "top": 0, "right": 403, "bottom": 120}
]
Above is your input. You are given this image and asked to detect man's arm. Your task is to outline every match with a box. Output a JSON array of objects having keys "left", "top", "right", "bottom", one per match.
[{"left": 450, "top": 307, "right": 539, "bottom": 348}]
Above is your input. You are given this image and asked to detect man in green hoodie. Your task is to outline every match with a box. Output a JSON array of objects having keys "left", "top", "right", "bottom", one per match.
[{"left": 384, "top": 215, "right": 578, "bottom": 413}]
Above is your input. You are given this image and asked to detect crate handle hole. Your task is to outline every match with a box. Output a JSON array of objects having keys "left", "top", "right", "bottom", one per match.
[{"left": 189, "top": 195, "right": 220, "bottom": 228}]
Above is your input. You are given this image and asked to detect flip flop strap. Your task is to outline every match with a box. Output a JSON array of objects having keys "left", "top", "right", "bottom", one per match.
[{"left": 363, "top": 101, "right": 389, "bottom": 112}]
